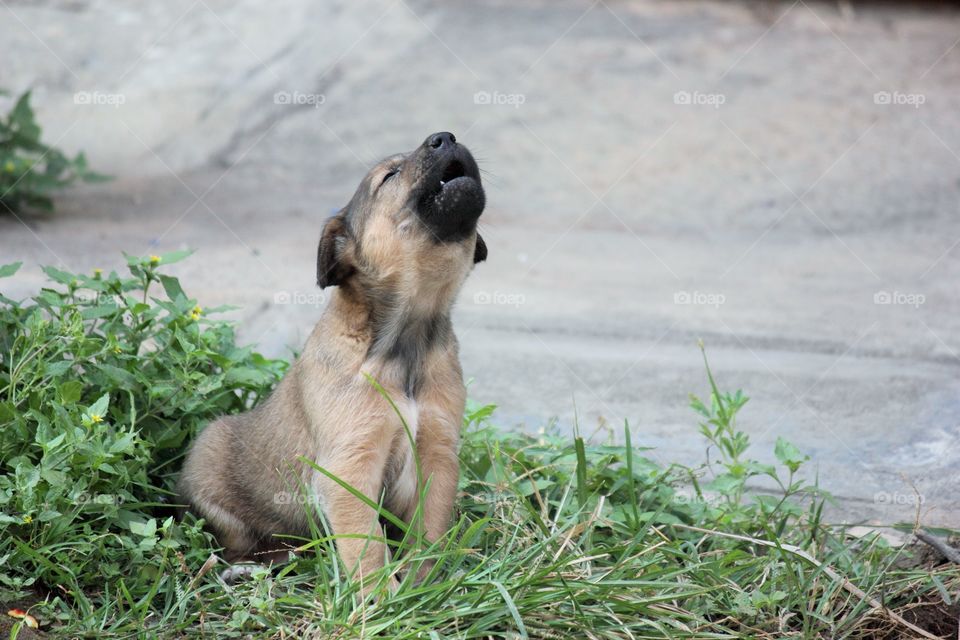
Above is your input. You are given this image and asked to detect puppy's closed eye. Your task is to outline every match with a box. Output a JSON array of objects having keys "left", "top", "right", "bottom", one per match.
[{"left": 379, "top": 168, "right": 400, "bottom": 188}]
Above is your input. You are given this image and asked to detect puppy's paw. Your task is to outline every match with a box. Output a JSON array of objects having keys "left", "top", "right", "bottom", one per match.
[
  {"left": 220, "top": 562, "right": 264, "bottom": 584},
  {"left": 359, "top": 574, "right": 401, "bottom": 603}
]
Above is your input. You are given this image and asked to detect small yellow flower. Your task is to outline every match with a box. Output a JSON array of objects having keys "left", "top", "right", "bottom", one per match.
[
  {"left": 113, "top": 345, "right": 122, "bottom": 354},
  {"left": 190, "top": 305, "right": 203, "bottom": 321},
  {"left": 22, "top": 515, "right": 32, "bottom": 524},
  {"left": 90, "top": 414, "right": 103, "bottom": 424},
  {"left": 3, "top": 161, "right": 14, "bottom": 173},
  {"left": 93, "top": 268, "right": 103, "bottom": 279},
  {"left": 149, "top": 255, "right": 161, "bottom": 265}
]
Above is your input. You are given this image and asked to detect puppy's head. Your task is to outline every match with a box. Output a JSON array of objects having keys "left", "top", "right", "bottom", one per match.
[{"left": 317, "top": 132, "right": 486, "bottom": 299}]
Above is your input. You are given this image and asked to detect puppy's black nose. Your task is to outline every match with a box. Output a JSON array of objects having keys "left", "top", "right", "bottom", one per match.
[{"left": 427, "top": 131, "right": 456, "bottom": 150}]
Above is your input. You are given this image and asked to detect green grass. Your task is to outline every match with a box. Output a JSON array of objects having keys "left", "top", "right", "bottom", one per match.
[{"left": 1, "top": 255, "right": 958, "bottom": 639}]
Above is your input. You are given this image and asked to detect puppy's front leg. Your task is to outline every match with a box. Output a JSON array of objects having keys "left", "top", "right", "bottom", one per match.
[
  {"left": 322, "top": 434, "right": 397, "bottom": 593},
  {"left": 409, "top": 407, "right": 461, "bottom": 582}
]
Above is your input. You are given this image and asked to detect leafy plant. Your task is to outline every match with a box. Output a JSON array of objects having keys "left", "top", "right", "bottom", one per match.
[
  {"left": 690, "top": 340, "right": 817, "bottom": 536},
  {"left": 0, "top": 252, "right": 285, "bottom": 608},
  {"left": 0, "top": 89, "right": 108, "bottom": 213}
]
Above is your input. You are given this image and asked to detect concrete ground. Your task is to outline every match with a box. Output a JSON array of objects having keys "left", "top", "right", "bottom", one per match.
[{"left": 2, "top": 0, "right": 959, "bottom": 527}]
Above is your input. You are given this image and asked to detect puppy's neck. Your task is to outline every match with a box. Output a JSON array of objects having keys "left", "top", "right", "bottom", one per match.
[
  {"left": 324, "top": 287, "right": 374, "bottom": 346},
  {"left": 328, "top": 282, "right": 456, "bottom": 397}
]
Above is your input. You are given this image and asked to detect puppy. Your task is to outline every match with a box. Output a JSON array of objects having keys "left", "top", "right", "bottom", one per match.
[{"left": 178, "top": 131, "right": 486, "bottom": 590}]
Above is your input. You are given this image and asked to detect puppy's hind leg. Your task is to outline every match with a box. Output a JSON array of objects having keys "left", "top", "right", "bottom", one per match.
[
  {"left": 179, "top": 417, "right": 264, "bottom": 580},
  {"left": 184, "top": 480, "right": 267, "bottom": 583}
]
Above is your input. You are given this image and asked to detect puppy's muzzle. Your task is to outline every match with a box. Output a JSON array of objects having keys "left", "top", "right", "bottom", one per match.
[{"left": 413, "top": 131, "right": 485, "bottom": 242}]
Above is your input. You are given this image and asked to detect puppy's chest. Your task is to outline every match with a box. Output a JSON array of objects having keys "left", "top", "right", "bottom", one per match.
[
  {"left": 383, "top": 396, "right": 419, "bottom": 510},
  {"left": 390, "top": 396, "right": 419, "bottom": 441}
]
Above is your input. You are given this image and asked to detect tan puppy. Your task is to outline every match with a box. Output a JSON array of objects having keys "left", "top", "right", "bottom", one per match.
[{"left": 178, "top": 131, "right": 486, "bottom": 589}]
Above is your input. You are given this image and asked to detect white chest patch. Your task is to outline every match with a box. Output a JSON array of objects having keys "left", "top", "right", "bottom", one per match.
[
  {"left": 384, "top": 397, "right": 420, "bottom": 514},
  {"left": 393, "top": 397, "right": 419, "bottom": 440}
]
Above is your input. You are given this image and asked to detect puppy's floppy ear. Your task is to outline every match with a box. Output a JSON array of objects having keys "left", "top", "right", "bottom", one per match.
[
  {"left": 316, "top": 212, "right": 353, "bottom": 289},
  {"left": 473, "top": 233, "right": 488, "bottom": 264}
]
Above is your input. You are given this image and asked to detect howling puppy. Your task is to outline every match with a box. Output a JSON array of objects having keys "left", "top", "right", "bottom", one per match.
[{"left": 178, "top": 131, "right": 486, "bottom": 589}]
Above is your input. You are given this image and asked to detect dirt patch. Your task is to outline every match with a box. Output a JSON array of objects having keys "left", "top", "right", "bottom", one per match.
[
  {"left": 0, "top": 597, "right": 46, "bottom": 639},
  {"left": 864, "top": 601, "right": 960, "bottom": 639}
]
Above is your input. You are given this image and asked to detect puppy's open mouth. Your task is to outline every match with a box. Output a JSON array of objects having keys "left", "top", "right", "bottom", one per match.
[
  {"left": 429, "top": 156, "right": 482, "bottom": 208},
  {"left": 434, "top": 159, "right": 481, "bottom": 199},
  {"left": 439, "top": 160, "right": 466, "bottom": 190},
  {"left": 414, "top": 143, "right": 485, "bottom": 241}
]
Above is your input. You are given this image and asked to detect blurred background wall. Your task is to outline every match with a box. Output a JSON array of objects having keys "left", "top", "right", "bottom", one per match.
[{"left": 2, "top": 0, "right": 959, "bottom": 525}]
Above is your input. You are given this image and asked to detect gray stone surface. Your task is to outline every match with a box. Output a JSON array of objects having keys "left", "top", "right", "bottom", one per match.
[{"left": 2, "top": 0, "right": 959, "bottom": 526}]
